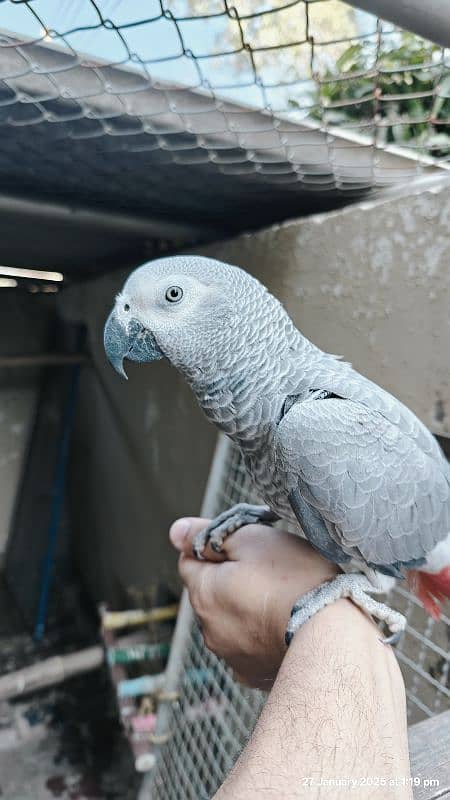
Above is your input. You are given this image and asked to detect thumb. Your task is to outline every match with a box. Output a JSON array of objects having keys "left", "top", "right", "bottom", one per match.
[{"left": 169, "top": 517, "right": 227, "bottom": 563}]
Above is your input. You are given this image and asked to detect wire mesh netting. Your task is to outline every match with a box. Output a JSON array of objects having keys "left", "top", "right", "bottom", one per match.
[
  {"left": 144, "top": 436, "right": 450, "bottom": 800},
  {"left": 0, "top": 1, "right": 449, "bottom": 234},
  {"left": 148, "top": 627, "right": 266, "bottom": 800}
]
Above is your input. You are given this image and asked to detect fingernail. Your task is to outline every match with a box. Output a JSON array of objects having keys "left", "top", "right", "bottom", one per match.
[{"left": 169, "top": 518, "right": 191, "bottom": 550}]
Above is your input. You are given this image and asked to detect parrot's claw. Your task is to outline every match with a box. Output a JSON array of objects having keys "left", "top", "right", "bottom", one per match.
[
  {"left": 380, "top": 630, "right": 403, "bottom": 646},
  {"left": 285, "top": 573, "right": 406, "bottom": 648},
  {"left": 193, "top": 503, "right": 279, "bottom": 559}
]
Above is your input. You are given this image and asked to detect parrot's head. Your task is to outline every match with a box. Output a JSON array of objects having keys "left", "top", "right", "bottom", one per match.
[{"left": 103, "top": 255, "right": 276, "bottom": 383}]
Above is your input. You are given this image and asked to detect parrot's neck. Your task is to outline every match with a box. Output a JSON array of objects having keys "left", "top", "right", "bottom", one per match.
[{"left": 188, "top": 314, "right": 321, "bottom": 449}]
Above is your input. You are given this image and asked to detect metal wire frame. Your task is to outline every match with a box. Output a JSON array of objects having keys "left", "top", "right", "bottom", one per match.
[
  {"left": 0, "top": 0, "right": 448, "bottom": 210},
  {"left": 140, "top": 434, "right": 450, "bottom": 799}
]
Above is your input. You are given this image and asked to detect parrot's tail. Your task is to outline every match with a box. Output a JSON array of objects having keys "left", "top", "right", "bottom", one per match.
[{"left": 407, "top": 567, "right": 450, "bottom": 619}]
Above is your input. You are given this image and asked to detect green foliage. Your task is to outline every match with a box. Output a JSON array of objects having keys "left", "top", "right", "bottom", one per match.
[{"left": 292, "top": 32, "right": 450, "bottom": 157}]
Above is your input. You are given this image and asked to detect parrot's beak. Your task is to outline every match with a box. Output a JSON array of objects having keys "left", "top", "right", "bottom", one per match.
[{"left": 103, "top": 309, "right": 163, "bottom": 380}]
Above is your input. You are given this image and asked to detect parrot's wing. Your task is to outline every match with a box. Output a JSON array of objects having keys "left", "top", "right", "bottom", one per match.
[
  {"left": 276, "top": 397, "right": 450, "bottom": 570},
  {"left": 301, "top": 356, "right": 446, "bottom": 467}
]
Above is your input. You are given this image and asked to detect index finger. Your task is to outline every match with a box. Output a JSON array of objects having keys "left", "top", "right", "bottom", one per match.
[
  {"left": 169, "top": 517, "right": 228, "bottom": 562},
  {"left": 169, "top": 516, "right": 279, "bottom": 563}
]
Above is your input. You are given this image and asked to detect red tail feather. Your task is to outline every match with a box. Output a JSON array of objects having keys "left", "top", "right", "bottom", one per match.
[{"left": 408, "top": 567, "right": 450, "bottom": 619}]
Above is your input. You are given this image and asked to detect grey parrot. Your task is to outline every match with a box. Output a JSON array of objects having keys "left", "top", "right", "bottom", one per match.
[{"left": 104, "top": 255, "right": 450, "bottom": 645}]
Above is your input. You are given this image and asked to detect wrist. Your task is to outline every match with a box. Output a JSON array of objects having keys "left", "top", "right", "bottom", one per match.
[
  {"left": 285, "top": 595, "right": 401, "bottom": 678},
  {"left": 274, "top": 566, "right": 343, "bottom": 652},
  {"left": 289, "top": 595, "right": 379, "bottom": 642}
]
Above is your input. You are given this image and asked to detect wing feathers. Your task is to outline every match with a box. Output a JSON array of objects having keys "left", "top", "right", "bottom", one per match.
[{"left": 278, "top": 398, "right": 450, "bottom": 569}]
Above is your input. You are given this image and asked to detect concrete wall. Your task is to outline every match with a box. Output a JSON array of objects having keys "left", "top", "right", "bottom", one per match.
[
  {"left": 61, "top": 176, "right": 450, "bottom": 606},
  {"left": 202, "top": 176, "right": 450, "bottom": 439},
  {"left": 0, "top": 291, "right": 56, "bottom": 560},
  {"left": 0, "top": 388, "right": 36, "bottom": 558}
]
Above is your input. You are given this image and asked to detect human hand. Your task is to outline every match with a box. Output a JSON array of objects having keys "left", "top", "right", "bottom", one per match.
[{"left": 169, "top": 517, "right": 340, "bottom": 689}]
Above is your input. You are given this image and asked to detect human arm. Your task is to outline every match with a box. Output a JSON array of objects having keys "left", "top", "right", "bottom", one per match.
[{"left": 170, "top": 518, "right": 412, "bottom": 799}]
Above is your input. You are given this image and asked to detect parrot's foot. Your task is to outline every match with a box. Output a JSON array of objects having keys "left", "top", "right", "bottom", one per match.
[
  {"left": 285, "top": 573, "right": 406, "bottom": 648},
  {"left": 193, "top": 503, "right": 279, "bottom": 560}
]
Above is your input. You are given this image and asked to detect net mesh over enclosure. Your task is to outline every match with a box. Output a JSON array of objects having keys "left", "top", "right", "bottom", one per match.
[
  {"left": 142, "top": 436, "right": 450, "bottom": 800},
  {"left": 0, "top": 1, "right": 449, "bottom": 238}
]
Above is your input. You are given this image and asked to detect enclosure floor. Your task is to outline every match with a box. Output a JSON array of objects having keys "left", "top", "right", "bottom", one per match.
[
  {"left": 0, "top": 575, "right": 141, "bottom": 800},
  {"left": 0, "top": 726, "right": 85, "bottom": 800},
  {"left": 0, "top": 687, "right": 140, "bottom": 800}
]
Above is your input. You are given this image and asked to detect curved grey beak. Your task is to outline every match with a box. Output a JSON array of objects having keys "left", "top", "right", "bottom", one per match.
[{"left": 103, "top": 309, "right": 163, "bottom": 380}]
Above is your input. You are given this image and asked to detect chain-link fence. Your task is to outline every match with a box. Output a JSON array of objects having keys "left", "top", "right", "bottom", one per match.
[
  {"left": 141, "top": 434, "right": 450, "bottom": 800},
  {"left": 0, "top": 1, "right": 449, "bottom": 237}
]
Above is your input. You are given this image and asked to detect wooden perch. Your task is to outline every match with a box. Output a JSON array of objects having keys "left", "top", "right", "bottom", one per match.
[
  {"left": 0, "top": 646, "right": 103, "bottom": 701},
  {"left": 102, "top": 604, "right": 178, "bottom": 630}
]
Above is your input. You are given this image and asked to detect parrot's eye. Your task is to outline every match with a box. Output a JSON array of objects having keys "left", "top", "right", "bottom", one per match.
[
  {"left": 165, "top": 286, "right": 183, "bottom": 303},
  {"left": 124, "top": 303, "right": 130, "bottom": 312}
]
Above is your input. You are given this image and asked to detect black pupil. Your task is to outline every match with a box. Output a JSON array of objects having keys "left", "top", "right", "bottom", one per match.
[
  {"left": 124, "top": 303, "right": 130, "bottom": 311},
  {"left": 165, "top": 286, "right": 183, "bottom": 302}
]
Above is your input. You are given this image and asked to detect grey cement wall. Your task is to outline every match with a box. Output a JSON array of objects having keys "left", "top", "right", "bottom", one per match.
[
  {"left": 203, "top": 177, "right": 450, "bottom": 440},
  {"left": 60, "top": 176, "right": 450, "bottom": 606},
  {"left": 0, "top": 292, "right": 56, "bottom": 561},
  {"left": 0, "top": 292, "right": 56, "bottom": 389},
  {"left": 0, "top": 388, "right": 36, "bottom": 559}
]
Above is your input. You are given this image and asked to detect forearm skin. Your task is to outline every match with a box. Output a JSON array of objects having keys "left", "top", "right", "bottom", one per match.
[{"left": 214, "top": 599, "right": 412, "bottom": 800}]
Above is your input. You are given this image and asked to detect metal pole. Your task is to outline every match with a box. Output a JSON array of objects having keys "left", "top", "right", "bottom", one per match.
[
  {"left": 344, "top": 0, "right": 450, "bottom": 48},
  {"left": 34, "top": 342, "right": 84, "bottom": 641}
]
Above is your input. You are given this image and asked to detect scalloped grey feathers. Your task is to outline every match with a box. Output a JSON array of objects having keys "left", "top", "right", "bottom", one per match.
[{"left": 277, "top": 398, "right": 449, "bottom": 568}]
